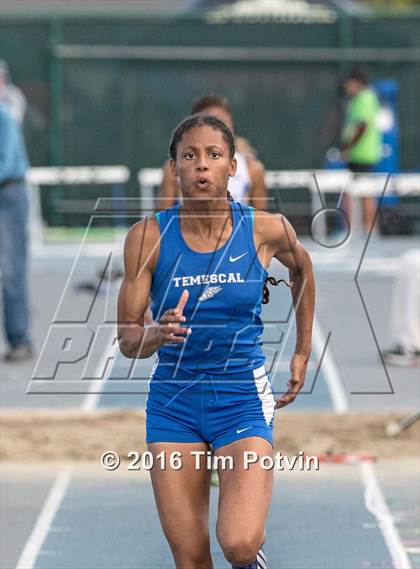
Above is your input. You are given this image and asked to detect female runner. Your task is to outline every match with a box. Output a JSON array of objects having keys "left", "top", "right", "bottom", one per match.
[{"left": 118, "top": 115, "right": 315, "bottom": 569}]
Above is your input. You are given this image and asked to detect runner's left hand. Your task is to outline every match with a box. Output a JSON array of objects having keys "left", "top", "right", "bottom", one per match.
[{"left": 275, "top": 351, "right": 308, "bottom": 408}]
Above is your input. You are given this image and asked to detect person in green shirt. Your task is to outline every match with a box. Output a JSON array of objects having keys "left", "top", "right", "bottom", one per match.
[{"left": 340, "top": 67, "right": 382, "bottom": 233}]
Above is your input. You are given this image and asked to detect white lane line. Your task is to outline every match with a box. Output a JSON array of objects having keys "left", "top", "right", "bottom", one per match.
[
  {"left": 312, "top": 317, "right": 348, "bottom": 413},
  {"left": 17, "top": 269, "right": 121, "bottom": 567},
  {"left": 313, "top": 314, "right": 409, "bottom": 567},
  {"left": 81, "top": 332, "right": 119, "bottom": 412},
  {"left": 359, "top": 461, "right": 412, "bottom": 569},
  {"left": 15, "top": 470, "right": 71, "bottom": 569},
  {"left": 82, "top": 268, "right": 122, "bottom": 411}
]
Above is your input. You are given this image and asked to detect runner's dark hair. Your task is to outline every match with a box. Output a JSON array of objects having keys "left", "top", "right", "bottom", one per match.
[
  {"left": 191, "top": 93, "right": 232, "bottom": 115},
  {"left": 169, "top": 114, "right": 235, "bottom": 161},
  {"left": 262, "top": 276, "right": 293, "bottom": 304}
]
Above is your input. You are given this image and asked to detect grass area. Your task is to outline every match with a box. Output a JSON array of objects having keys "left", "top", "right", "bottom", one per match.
[{"left": 45, "top": 227, "right": 128, "bottom": 242}]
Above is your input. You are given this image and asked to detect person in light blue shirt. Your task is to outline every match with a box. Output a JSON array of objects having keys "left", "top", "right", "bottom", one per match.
[{"left": 0, "top": 105, "right": 32, "bottom": 360}]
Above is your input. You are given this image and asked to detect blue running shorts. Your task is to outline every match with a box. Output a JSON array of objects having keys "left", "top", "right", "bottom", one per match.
[{"left": 146, "top": 364, "right": 276, "bottom": 451}]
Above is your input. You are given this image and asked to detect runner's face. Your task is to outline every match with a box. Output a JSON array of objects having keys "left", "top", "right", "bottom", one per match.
[
  {"left": 200, "top": 106, "right": 234, "bottom": 133},
  {"left": 171, "top": 125, "right": 237, "bottom": 200}
]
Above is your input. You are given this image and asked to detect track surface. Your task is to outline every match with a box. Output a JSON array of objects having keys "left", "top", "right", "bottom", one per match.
[{"left": 1, "top": 235, "right": 419, "bottom": 569}]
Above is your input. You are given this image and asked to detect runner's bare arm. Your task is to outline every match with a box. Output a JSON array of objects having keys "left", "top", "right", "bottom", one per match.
[
  {"left": 117, "top": 219, "right": 161, "bottom": 358},
  {"left": 247, "top": 156, "right": 268, "bottom": 211},
  {"left": 156, "top": 160, "right": 179, "bottom": 211},
  {"left": 272, "top": 215, "right": 315, "bottom": 357},
  {"left": 256, "top": 212, "right": 315, "bottom": 407},
  {"left": 118, "top": 219, "right": 190, "bottom": 358}
]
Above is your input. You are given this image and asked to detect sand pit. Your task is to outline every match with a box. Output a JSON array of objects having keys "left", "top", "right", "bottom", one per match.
[{"left": 1, "top": 410, "right": 419, "bottom": 463}]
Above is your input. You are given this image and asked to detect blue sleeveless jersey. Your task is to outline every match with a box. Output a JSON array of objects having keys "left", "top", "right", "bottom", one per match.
[{"left": 150, "top": 201, "right": 268, "bottom": 376}]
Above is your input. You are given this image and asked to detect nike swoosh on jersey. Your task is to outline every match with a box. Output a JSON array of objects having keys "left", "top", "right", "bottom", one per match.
[
  {"left": 236, "top": 426, "right": 253, "bottom": 434},
  {"left": 229, "top": 252, "right": 247, "bottom": 262}
]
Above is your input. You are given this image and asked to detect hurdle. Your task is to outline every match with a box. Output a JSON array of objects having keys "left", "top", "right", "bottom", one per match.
[
  {"left": 27, "top": 166, "right": 130, "bottom": 254},
  {"left": 138, "top": 168, "right": 420, "bottom": 239}
]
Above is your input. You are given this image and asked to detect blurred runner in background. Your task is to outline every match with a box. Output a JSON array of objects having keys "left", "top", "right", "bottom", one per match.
[
  {"left": 340, "top": 67, "right": 382, "bottom": 234},
  {"left": 157, "top": 93, "right": 268, "bottom": 211}
]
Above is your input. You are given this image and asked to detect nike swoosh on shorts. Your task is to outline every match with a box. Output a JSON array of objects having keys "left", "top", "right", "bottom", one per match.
[{"left": 236, "top": 426, "right": 253, "bottom": 434}]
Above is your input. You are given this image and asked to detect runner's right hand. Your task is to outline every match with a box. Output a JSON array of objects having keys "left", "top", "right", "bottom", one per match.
[{"left": 157, "top": 289, "right": 191, "bottom": 345}]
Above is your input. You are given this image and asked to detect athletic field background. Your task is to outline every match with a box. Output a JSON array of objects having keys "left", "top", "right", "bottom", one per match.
[{"left": 1, "top": 1, "right": 419, "bottom": 226}]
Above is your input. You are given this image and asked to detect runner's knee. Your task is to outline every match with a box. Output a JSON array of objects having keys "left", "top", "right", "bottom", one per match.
[
  {"left": 218, "top": 533, "right": 262, "bottom": 566},
  {"left": 171, "top": 539, "right": 211, "bottom": 569}
]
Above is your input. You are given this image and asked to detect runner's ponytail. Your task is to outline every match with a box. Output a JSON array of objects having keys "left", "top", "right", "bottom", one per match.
[{"left": 262, "top": 276, "right": 293, "bottom": 304}]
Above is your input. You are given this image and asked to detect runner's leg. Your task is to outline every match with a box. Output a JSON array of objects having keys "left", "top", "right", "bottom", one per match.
[
  {"left": 148, "top": 441, "right": 214, "bottom": 569},
  {"left": 215, "top": 437, "right": 273, "bottom": 567}
]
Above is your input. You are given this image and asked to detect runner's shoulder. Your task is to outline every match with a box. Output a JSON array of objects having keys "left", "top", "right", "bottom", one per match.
[
  {"left": 124, "top": 215, "right": 161, "bottom": 272},
  {"left": 245, "top": 154, "right": 265, "bottom": 176},
  {"left": 252, "top": 208, "right": 288, "bottom": 244}
]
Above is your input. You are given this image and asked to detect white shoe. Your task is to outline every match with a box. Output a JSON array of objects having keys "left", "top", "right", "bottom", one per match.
[
  {"left": 383, "top": 345, "right": 420, "bottom": 367},
  {"left": 4, "top": 345, "right": 33, "bottom": 362}
]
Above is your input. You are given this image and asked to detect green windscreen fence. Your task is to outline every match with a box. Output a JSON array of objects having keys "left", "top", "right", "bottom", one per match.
[{"left": 0, "top": 14, "right": 418, "bottom": 229}]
